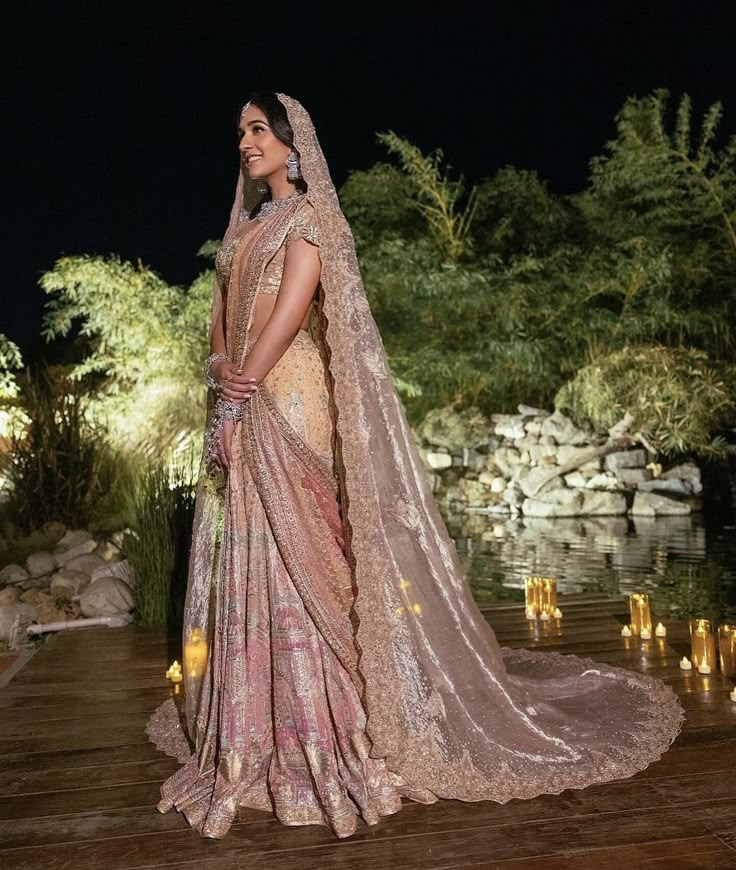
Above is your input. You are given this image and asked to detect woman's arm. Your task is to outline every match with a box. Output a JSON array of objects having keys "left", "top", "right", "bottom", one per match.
[{"left": 236, "top": 235, "right": 321, "bottom": 386}]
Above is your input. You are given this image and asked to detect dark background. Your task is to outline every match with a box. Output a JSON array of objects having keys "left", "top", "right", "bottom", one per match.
[{"left": 3, "top": 1, "right": 735, "bottom": 357}]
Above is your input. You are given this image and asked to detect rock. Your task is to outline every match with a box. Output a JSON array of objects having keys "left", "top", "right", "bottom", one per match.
[
  {"left": 94, "top": 540, "right": 121, "bottom": 561},
  {"left": 638, "top": 478, "right": 692, "bottom": 496},
  {"left": 662, "top": 462, "right": 703, "bottom": 494},
  {"left": 524, "top": 420, "right": 544, "bottom": 437},
  {"left": 556, "top": 445, "right": 595, "bottom": 467},
  {"left": 425, "top": 451, "right": 452, "bottom": 470},
  {"left": 110, "top": 529, "right": 129, "bottom": 548},
  {"left": 50, "top": 569, "right": 91, "bottom": 596},
  {"left": 25, "top": 551, "right": 57, "bottom": 578},
  {"left": 490, "top": 476, "right": 506, "bottom": 494},
  {"left": 604, "top": 449, "right": 647, "bottom": 471},
  {"left": 493, "top": 447, "right": 521, "bottom": 478},
  {"left": 613, "top": 467, "right": 653, "bottom": 486},
  {"left": 519, "top": 466, "right": 566, "bottom": 498},
  {"left": 0, "top": 587, "right": 20, "bottom": 606},
  {"left": 579, "top": 458, "right": 602, "bottom": 474},
  {"left": 53, "top": 529, "right": 97, "bottom": 566},
  {"left": 513, "top": 434, "right": 540, "bottom": 452},
  {"left": 630, "top": 492, "right": 691, "bottom": 516},
  {"left": 80, "top": 576, "right": 135, "bottom": 618},
  {"left": 419, "top": 406, "right": 490, "bottom": 450},
  {"left": 581, "top": 491, "right": 628, "bottom": 515},
  {"left": 493, "top": 415, "right": 526, "bottom": 440},
  {"left": 65, "top": 553, "right": 107, "bottom": 575},
  {"left": 41, "top": 520, "right": 67, "bottom": 542},
  {"left": 541, "top": 410, "right": 590, "bottom": 446},
  {"left": 0, "top": 564, "right": 30, "bottom": 585},
  {"left": 585, "top": 472, "right": 623, "bottom": 491},
  {"left": 518, "top": 404, "right": 550, "bottom": 417},
  {"left": 0, "top": 603, "right": 38, "bottom": 641},
  {"left": 522, "top": 488, "right": 627, "bottom": 517},
  {"left": 564, "top": 471, "right": 587, "bottom": 488},
  {"left": 502, "top": 484, "right": 525, "bottom": 508},
  {"left": 36, "top": 603, "right": 70, "bottom": 623}
]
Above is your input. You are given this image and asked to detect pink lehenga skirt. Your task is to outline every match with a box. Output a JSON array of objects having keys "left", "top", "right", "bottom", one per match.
[{"left": 146, "top": 329, "right": 428, "bottom": 839}]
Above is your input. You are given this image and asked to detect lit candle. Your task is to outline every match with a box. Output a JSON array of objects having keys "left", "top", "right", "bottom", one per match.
[
  {"left": 525, "top": 576, "right": 542, "bottom": 615},
  {"left": 640, "top": 628, "right": 652, "bottom": 640},
  {"left": 525, "top": 605, "right": 537, "bottom": 620},
  {"left": 184, "top": 628, "right": 208, "bottom": 680},
  {"left": 719, "top": 625, "right": 736, "bottom": 678},
  {"left": 655, "top": 622, "right": 667, "bottom": 637},
  {"left": 621, "top": 625, "right": 632, "bottom": 637},
  {"left": 679, "top": 656, "right": 692, "bottom": 670},
  {"left": 553, "top": 607, "right": 563, "bottom": 618},
  {"left": 629, "top": 593, "right": 652, "bottom": 636},
  {"left": 689, "top": 618, "right": 716, "bottom": 672},
  {"left": 730, "top": 688, "right": 736, "bottom": 703},
  {"left": 697, "top": 662, "right": 712, "bottom": 675},
  {"left": 166, "top": 660, "right": 183, "bottom": 683},
  {"left": 541, "top": 578, "right": 558, "bottom": 615}
]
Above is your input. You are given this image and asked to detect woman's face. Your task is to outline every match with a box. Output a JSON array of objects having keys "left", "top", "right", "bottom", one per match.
[{"left": 238, "top": 104, "right": 292, "bottom": 181}]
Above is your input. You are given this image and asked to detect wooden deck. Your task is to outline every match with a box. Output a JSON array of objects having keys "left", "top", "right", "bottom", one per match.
[{"left": 2, "top": 593, "right": 736, "bottom": 869}]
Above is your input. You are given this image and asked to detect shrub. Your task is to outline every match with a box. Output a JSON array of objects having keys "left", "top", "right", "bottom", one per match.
[{"left": 555, "top": 345, "right": 735, "bottom": 457}]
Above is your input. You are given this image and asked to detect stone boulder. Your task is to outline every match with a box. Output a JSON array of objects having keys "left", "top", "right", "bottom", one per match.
[
  {"left": 53, "top": 529, "right": 97, "bottom": 567},
  {"left": 0, "top": 603, "right": 38, "bottom": 641},
  {"left": 80, "top": 576, "right": 134, "bottom": 618},
  {"left": 0, "top": 586, "right": 20, "bottom": 606},
  {"left": 50, "top": 570, "right": 91, "bottom": 596},
  {"left": 585, "top": 472, "right": 624, "bottom": 491},
  {"left": 661, "top": 462, "right": 703, "bottom": 495},
  {"left": 613, "top": 467, "right": 653, "bottom": 486},
  {"left": 522, "top": 488, "right": 627, "bottom": 518},
  {"left": 630, "top": 492, "right": 691, "bottom": 516},
  {"left": 92, "top": 559, "right": 135, "bottom": 589},
  {"left": 25, "top": 551, "right": 56, "bottom": 578},
  {"left": 0, "top": 564, "right": 30, "bottom": 585},
  {"left": 540, "top": 410, "right": 590, "bottom": 446},
  {"left": 638, "top": 478, "right": 693, "bottom": 496},
  {"left": 65, "top": 553, "right": 107, "bottom": 575},
  {"left": 604, "top": 449, "right": 647, "bottom": 471},
  {"left": 425, "top": 451, "right": 452, "bottom": 470}
]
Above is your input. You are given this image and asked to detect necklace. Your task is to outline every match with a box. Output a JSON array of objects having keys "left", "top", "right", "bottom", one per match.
[{"left": 256, "top": 189, "right": 304, "bottom": 220}]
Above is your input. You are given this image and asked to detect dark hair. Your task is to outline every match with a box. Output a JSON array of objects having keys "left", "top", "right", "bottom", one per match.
[{"left": 243, "top": 91, "right": 307, "bottom": 196}]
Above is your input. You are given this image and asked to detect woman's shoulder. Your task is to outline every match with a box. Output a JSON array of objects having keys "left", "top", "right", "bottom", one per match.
[{"left": 286, "top": 196, "right": 322, "bottom": 248}]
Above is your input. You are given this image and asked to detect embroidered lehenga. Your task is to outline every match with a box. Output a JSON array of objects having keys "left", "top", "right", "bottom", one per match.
[{"left": 146, "top": 93, "right": 685, "bottom": 840}]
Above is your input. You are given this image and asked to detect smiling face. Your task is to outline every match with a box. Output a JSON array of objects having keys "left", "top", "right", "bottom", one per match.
[{"left": 238, "top": 103, "right": 292, "bottom": 183}]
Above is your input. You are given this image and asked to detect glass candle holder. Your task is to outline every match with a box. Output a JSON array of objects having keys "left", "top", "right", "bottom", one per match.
[
  {"left": 689, "top": 618, "right": 717, "bottom": 671},
  {"left": 629, "top": 593, "right": 652, "bottom": 636},
  {"left": 719, "top": 624, "right": 736, "bottom": 678}
]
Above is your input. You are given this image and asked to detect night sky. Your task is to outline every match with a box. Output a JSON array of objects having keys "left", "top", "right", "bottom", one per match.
[{"left": 3, "top": 1, "right": 736, "bottom": 358}]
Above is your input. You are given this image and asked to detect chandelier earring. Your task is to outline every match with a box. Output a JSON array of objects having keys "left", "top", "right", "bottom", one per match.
[{"left": 285, "top": 149, "right": 302, "bottom": 181}]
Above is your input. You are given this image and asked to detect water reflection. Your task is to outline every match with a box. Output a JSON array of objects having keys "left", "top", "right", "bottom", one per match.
[{"left": 446, "top": 511, "right": 736, "bottom": 622}]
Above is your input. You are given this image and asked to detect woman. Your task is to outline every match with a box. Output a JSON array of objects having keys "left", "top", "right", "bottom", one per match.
[{"left": 146, "top": 92, "right": 684, "bottom": 840}]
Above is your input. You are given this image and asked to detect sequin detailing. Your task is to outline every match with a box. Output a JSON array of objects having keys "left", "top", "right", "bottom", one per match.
[{"left": 146, "top": 93, "right": 685, "bottom": 843}]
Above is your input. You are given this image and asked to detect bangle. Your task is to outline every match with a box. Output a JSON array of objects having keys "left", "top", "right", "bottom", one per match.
[
  {"left": 214, "top": 397, "right": 245, "bottom": 423},
  {"left": 203, "top": 352, "right": 229, "bottom": 391}
]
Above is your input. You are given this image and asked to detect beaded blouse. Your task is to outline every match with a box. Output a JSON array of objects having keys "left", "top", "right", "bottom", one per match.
[{"left": 215, "top": 199, "right": 322, "bottom": 296}]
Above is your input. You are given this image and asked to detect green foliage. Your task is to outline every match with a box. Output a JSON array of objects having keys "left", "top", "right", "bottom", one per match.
[
  {"left": 375, "top": 131, "right": 479, "bottom": 261},
  {"left": 555, "top": 345, "right": 735, "bottom": 457},
  {"left": 0, "top": 334, "right": 22, "bottom": 401},
  {"left": 40, "top": 248, "right": 213, "bottom": 451},
  {"left": 120, "top": 451, "right": 197, "bottom": 626},
  {"left": 0, "top": 368, "right": 119, "bottom": 532}
]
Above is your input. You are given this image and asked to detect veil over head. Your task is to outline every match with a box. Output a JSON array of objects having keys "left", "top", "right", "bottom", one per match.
[{"left": 181, "top": 93, "right": 683, "bottom": 802}]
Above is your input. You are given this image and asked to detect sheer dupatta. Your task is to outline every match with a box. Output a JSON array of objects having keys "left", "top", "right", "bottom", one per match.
[{"left": 153, "top": 93, "right": 684, "bottom": 812}]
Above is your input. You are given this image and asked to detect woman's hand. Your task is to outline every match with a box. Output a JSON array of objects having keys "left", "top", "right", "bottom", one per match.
[{"left": 211, "top": 358, "right": 259, "bottom": 403}]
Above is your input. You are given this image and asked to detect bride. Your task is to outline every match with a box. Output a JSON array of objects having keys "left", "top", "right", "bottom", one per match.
[{"left": 146, "top": 91, "right": 684, "bottom": 840}]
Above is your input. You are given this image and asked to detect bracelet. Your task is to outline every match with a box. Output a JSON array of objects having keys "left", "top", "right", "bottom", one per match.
[
  {"left": 214, "top": 397, "right": 245, "bottom": 423},
  {"left": 203, "top": 352, "right": 229, "bottom": 391}
]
